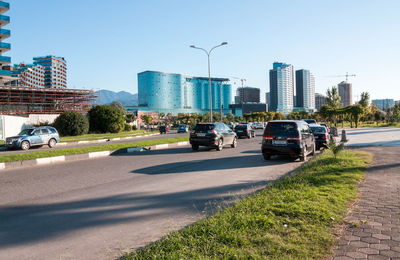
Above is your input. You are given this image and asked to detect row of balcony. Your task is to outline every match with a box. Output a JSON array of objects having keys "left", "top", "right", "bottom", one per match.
[
  {"left": 0, "top": 55, "right": 11, "bottom": 64},
  {"left": 0, "top": 28, "right": 10, "bottom": 40},
  {"left": 0, "top": 69, "right": 11, "bottom": 76},
  {"left": 0, "top": 14, "right": 9, "bottom": 26},
  {"left": 0, "top": 2, "right": 9, "bottom": 15}
]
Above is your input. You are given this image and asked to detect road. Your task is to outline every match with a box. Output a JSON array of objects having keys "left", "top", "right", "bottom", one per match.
[
  {"left": 0, "top": 131, "right": 183, "bottom": 155},
  {"left": 0, "top": 130, "right": 309, "bottom": 260},
  {"left": 340, "top": 127, "right": 400, "bottom": 146}
]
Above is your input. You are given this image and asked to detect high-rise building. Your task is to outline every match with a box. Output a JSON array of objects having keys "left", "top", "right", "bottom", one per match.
[
  {"left": 295, "top": 69, "right": 315, "bottom": 111},
  {"left": 10, "top": 63, "right": 45, "bottom": 88},
  {"left": 315, "top": 93, "right": 327, "bottom": 111},
  {"left": 235, "top": 87, "right": 260, "bottom": 103},
  {"left": 33, "top": 56, "right": 67, "bottom": 88},
  {"left": 0, "top": 1, "right": 11, "bottom": 83},
  {"left": 137, "top": 71, "right": 232, "bottom": 115},
  {"left": 372, "top": 99, "right": 395, "bottom": 111},
  {"left": 338, "top": 81, "right": 352, "bottom": 106},
  {"left": 269, "top": 62, "right": 294, "bottom": 114}
]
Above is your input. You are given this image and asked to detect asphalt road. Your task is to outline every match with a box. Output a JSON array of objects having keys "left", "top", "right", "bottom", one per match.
[
  {"left": 0, "top": 131, "right": 184, "bottom": 155},
  {"left": 0, "top": 130, "right": 307, "bottom": 260}
]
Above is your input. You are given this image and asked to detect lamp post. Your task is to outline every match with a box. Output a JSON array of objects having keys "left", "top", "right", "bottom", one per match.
[{"left": 190, "top": 42, "right": 228, "bottom": 122}]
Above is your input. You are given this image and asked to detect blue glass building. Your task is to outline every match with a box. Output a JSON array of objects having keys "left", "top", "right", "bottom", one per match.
[
  {"left": 0, "top": 1, "right": 11, "bottom": 81},
  {"left": 136, "top": 71, "right": 232, "bottom": 115}
]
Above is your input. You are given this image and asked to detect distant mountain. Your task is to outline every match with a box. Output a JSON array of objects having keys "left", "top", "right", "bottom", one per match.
[{"left": 94, "top": 90, "right": 138, "bottom": 106}]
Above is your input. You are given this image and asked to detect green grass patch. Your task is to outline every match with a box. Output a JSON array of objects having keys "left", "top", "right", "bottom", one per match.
[
  {"left": 0, "top": 136, "right": 189, "bottom": 163},
  {"left": 123, "top": 150, "right": 371, "bottom": 260},
  {"left": 60, "top": 130, "right": 147, "bottom": 142},
  {"left": 335, "top": 121, "right": 400, "bottom": 128}
]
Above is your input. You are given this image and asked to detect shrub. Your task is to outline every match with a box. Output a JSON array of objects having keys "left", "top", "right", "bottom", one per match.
[
  {"left": 124, "top": 123, "right": 132, "bottom": 132},
  {"left": 88, "top": 105, "right": 125, "bottom": 133},
  {"left": 131, "top": 125, "right": 137, "bottom": 130},
  {"left": 53, "top": 111, "right": 89, "bottom": 136}
]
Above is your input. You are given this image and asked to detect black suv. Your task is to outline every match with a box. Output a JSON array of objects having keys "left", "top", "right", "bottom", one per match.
[
  {"left": 234, "top": 124, "right": 255, "bottom": 139},
  {"left": 190, "top": 122, "right": 237, "bottom": 151},
  {"left": 309, "top": 124, "right": 330, "bottom": 150},
  {"left": 261, "top": 120, "right": 315, "bottom": 161}
]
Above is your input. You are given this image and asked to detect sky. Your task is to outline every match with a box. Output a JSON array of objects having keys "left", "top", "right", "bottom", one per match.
[{"left": 7, "top": 0, "right": 400, "bottom": 102}]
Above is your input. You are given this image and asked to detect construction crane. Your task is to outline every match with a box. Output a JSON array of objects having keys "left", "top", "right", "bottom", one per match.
[
  {"left": 231, "top": 76, "right": 246, "bottom": 88},
  {"left": 325, "top": 72, "right": 356, "bottom": 82}
]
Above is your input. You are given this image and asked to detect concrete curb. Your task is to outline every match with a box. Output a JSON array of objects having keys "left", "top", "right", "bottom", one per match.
[
  {"left": 57, "top": 133, "right": 160, "bottom": 146},
  {"left": 0, "top": 141, "right": 189, "bottom": 171}
]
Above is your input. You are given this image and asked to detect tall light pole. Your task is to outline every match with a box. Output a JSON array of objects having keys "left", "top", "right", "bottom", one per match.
[{"left": 190, "top": 42, "right": 228, "bottom": 122}]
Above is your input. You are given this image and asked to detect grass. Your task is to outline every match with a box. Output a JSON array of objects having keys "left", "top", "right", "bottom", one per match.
[
  {"left": 123, "top": 150, "right": 371, "bottom": 260},
  {"left": 0, "top": 136, "right": 189, "bottom": 163},
  {"left": 335, "top": 121, "right": 400, "bottom": 128},
  {"left": 60, "top": 130, "right": 147, "bottom": 142}
]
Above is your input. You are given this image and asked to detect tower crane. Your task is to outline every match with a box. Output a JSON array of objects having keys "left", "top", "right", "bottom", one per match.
[
  {"left": 231, "top": 76, "right": 246, "bottom": 88},
  {"left": 325, "top": 72, "right": 356, "bottom": 82}
]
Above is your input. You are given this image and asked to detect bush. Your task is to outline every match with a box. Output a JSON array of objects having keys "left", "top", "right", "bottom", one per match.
[
  {"left": 124, "top": 123, "right": 132, "bottom": 132},
  {"left": 131, "top": 125, "right": 137, "bottom": 130},
  {"left": 88, "top": 105, "right": 125, "bottom": 133},
  {"left": 53, "top": 111, "right": 89, "bottom": 136}
]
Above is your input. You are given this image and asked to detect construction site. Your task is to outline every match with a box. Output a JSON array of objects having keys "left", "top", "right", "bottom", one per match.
[{"left": 0, "top": 85, "right": 96, "bottom": 115}]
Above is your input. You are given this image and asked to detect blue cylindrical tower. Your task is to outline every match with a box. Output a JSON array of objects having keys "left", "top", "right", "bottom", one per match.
[{"left": 0, "top": 0, "right": 11, "bottom": 81}]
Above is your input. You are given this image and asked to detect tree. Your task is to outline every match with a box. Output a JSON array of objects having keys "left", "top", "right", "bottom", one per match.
[
  {"left": 326, "top": 87, "right": 341, "bottom": 108},
  {"left": 359, "top": 92, "right": 370, "bottom": 108},
  {"left": 348, "top": 104, "right": 364, "bottom": 128},
  {"left": 53, "top": 111, "right": 89, "bottom": 136},
  {"left": 88, "top": 105, "right": 125, "bottom": 133},
  {"left": 141, "top": 114, "right": 153, "bottom": 129},
  {"left": 110, "top": 101, "right": 127, "bottom": 115},
  {"left": 226, "top": 113, "right": 235, "bottom": 122}
]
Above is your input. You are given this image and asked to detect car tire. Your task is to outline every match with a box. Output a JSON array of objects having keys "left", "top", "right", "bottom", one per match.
[
  {"left": 263, "top": 153, "right": 271, "bottom": 160},
  {"left": 247, "top": 135, "right": 251, "bottom": 139},
  {"left": 48, "top": 138, "right": 57, "bottom": 148},
  {"left": 216, "top": 139, "right": 223, "bottom": 151},
  {"left": 300, "top": 146, "right": 307, "bottom": 162},
  {"left": 191, "top": 145, "right": 199, "bottom": 151},
  {"left": 310, "top": 143, "right": 315, "bottom": 156},
  {"left": 21, "top": 140, "right": 30, "bottom": 150},
  {"left": 231, "top": 137, "right": 237, "bottom": 148}
]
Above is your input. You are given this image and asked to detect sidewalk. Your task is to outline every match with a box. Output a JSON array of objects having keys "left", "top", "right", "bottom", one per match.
[{"left": 333, "top": 146, "right": 400, "bottom": 259}]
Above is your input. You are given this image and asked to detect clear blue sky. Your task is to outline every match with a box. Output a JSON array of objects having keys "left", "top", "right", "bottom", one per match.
[{"left": 8, "top": 0, "right": 400, "bottom": 101}]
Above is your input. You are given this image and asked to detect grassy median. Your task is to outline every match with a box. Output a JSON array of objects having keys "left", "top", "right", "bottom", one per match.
[
  {"left": 0, "top": 136, "right": 189, "bottom": 163},
  {"left": 60, "top": 130, "right": 147, "bottom": 142},
  {"left": 123, "top": 149, "right": 371, "bottom": 259}
]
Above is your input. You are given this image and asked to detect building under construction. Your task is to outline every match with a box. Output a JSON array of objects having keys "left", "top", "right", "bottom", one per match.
[{"left": 0, "top": 85, "right": 96, "bottom": 115}]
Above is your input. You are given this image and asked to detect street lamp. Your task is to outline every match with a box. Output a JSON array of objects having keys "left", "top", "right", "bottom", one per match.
[{"left": 190, "top": 42, "right": 228, "bottom": 122}]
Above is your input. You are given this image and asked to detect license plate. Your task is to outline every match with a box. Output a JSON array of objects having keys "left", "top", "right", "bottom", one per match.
[
  {"left": 196, "top": 133, "right": 206, "bottom": 137},
  {"left": 272, "top": 140, "right": 287, "bottom": 146},
  {"left": 238, "top": 130, "right": 243, "bottom": 132}
]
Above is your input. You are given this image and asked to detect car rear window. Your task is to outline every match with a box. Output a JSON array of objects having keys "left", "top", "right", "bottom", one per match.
[
  {"left": 264, "top": 122, "right": 298, "bottom": 137},
  {"left": 310, "top": 126, "right": 326, "bottom": 134},
  {"left": 304, "top": 119, "right": 317, "bottom": 124},
  {"left": 194, "top": 124, "right": 214, "bottom": 132},
  {"left": 234, "top": 125, "right": 248, "bottom": 130}
]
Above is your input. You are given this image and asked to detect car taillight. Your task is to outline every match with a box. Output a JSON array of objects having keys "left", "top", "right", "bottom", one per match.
[
  {"left": 263, "top": 136, "right": 273, "bottom": 140},
  {"left": 191, "top": 130, "right": 196, "bottom": 134},
  {"left": 287, "top": 136, "right": 301, "bottom": 140},
  {"left": 322, "top": 134, "right": 328, "bottom": 140},
  {"left": 207, "top": 129, "right": 216, "bottom": 134}
]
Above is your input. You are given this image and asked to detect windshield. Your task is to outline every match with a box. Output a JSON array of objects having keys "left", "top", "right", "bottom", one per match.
[
  {"left": 18, "top": 129, "right": 34, "bottom": 136},
  {"left": 310, "top": 126, "right": 326, "bottom": 134},
  {"left": 194, "top": 124, "right": 214, "bottom": 132},
  {"left": 235, "top": 125, "right": 248, "bottom": 130},
  {"left": 264, "top": 122, "right": 298, "bottom": 137}
]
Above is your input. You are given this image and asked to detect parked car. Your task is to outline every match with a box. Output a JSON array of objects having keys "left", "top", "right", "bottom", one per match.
[
  {"left": 320, "top": 123, "right": 330, "bottom": 134},
  {"left": 309, "top": 124, "right": 330, "bottom": 150},
  {"left": 302, "top": 119, "right": 317, "bottom": 124},
  {"left": 189, "top": 122, "right": 237, "bottom": 151},
  {"left": 5, "top": 126, "right": 60, "bottom": 150},
  {"left": 159, "top": 125, "right": 170, "bottom": 134},
  {"left": 177, "top": 124, "right": 189, "bottom": 133},
  {"left": 252, "top": 122, "right": 264, "bottom": 129},
  {"left": 234, "top": 124, "right": 255, "bottom": 138},
  {"left": 261, "top": 120, "right": 315, "bottom": 161}
]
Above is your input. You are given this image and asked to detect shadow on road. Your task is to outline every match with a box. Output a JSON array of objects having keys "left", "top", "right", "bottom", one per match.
[
  {"left": 345, "top": 128, "right": 400, "bottom": 136},
  {"left": 0, "top": 179, "right": 270, "bottom": 248}
]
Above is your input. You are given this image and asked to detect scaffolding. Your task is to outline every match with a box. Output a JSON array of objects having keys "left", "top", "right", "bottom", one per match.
[{"left": 0, "top": 85, "right": 96, "bottom": 115}]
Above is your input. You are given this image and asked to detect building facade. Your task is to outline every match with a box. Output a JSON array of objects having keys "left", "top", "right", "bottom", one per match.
[
  {"left": 235, "top": 87, "right": 260, "bottom": 103},
  {"left": 10, "top": 63, "right": 45, "bottom": 88},
  {"left": 315, "top": 93, "right": 327, "bottom": 111},
  {"left": 269, "top": 62, "right": 294, "bottom": 114},
  {"left": 372, "top": 99, "right": 395, "bottom": 111},
  {"left": 137, "top": 71, "right": 232, "bottom": 115},
  {"left": 229, "top": 103, "right": 267, "bottom": 117},
  {"left": 295, "top": 69, "right": 315, "bottom": 111},
  {"left": 338, "top": 81, "right": 352, "bottom": 106},
  {"left": 33, "top": 56, "right": 67, "bottom": 88},
  {"left": 0, "top": 1, "right": 11, "bottom": 83}
]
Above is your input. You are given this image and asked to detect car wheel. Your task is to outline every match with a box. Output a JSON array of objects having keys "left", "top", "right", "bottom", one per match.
[
  {"left": 300, "top": 146, "right": 307, "bottom": 162},
  {"left": 216, "top": 139, "right": 223, "bottom": 151},
  {"left": 48, "top": 138, "right": 57, "bottom": 148},
  {"left": 263, "top": 153, "right": 271, "bottom": 160},
  {"left": 247, "top": 134, "right": 251, "bottom": 139},
  {"left": 21, "top": 140, "right": 30, "bottom": 150},
  {"left": 191, "top": 145, "right": 199, "bottom": 151},
  {"left": 231, "top": 137, "right": 237, "bottom": 148},
  {"left": 310, "top": 143, "right": 315, "bottom": 156}
]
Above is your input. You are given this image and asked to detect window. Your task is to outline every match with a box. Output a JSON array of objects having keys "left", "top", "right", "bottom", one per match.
[{"left": 41, "top": 129, "right": 50, "bottom": 134}]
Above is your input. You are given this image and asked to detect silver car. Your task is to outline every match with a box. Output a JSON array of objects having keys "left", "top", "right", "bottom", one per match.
[{"left": 5, "top": 126, "right": 61, "bottom": 150}]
